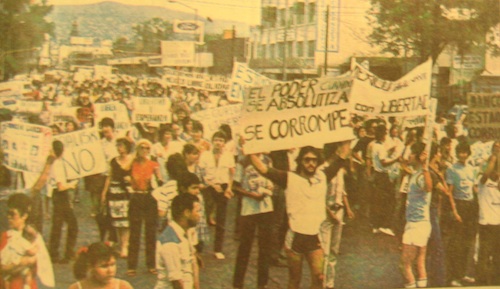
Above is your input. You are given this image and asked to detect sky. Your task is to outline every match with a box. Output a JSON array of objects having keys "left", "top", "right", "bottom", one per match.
[{"left": 48, "top": 0, "right": 262, "bottom": 25}]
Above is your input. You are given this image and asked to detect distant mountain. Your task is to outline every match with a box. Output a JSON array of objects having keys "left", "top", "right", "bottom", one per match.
[{"left": 49, "top": 1, "right": 250, "bottom": 44}]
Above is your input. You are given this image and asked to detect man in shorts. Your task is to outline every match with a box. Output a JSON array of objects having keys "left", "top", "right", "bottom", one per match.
[{"left": 251, "top": 146, "right": 340, "bottom": 289}]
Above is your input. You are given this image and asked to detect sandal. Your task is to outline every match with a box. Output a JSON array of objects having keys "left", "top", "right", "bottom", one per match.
[
  {"left": 148, "top": 268, "right": 158, "bottom": 275},
  {"left": 125, "top": 270, "right": 136, "bottom": 277}
]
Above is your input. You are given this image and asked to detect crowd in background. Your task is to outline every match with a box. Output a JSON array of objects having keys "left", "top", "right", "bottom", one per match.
[{"left": 0, "top": 73, "right": 499, "bottom": 289}]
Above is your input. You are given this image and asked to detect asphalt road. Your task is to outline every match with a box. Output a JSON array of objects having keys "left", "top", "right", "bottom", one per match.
[{"left": 42, "top": 191, "right": 404, "bottom": 289}]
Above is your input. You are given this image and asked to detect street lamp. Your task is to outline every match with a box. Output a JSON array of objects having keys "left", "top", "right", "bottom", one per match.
[{"left": 168, "top": 0, "right": 198, "bottom": 22}]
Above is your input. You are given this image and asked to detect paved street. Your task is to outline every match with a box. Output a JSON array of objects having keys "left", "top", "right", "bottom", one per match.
[{"left": 42, "top": 191, "right": 404, "bottom": 289}]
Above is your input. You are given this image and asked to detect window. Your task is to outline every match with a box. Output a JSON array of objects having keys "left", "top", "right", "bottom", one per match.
[
  {"left": 257, "top": 45, "right": 264, "bottom": 58},
  {"left": 270, "top": 44, "right": 275, "bottom": 59},
  {"left": 308, "top": 3, "right": 316, "bottom": 23},
  {"left": 262, "top": 6, "right": 277, "bottom": 28},
  {"left": 295, "top": 2, "right": 305, "bottom": 24},
  {"left": 278, "top": 42, "right": 285, "bottom": 58},
  {"left": 287, "top": 41, "right": 293, "bottom": 57},
  {"left": 297, "top": 41, "right": 304, "bottom": 57},
  {"left": 279, "top": 8, "right": 286, "bottom": 27},
  {"left": 308, "top": 40, "right": 315, "bottom": 57}
]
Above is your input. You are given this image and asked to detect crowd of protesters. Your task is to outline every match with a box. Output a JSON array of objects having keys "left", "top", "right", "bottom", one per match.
[{"left": 0, "top": 72, "right": 499, "bottom": 289}]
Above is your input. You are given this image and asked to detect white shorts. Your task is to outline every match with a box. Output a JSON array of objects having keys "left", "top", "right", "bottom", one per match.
[{"left": 402, "top": 221, "right": 431, "bottom": 247}]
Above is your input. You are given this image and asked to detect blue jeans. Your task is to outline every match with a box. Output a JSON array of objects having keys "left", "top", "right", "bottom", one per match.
[{"left": 427, "top": 206, "right": 446, "bottom": 287}]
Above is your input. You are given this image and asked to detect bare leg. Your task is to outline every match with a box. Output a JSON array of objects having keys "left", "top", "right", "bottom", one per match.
[
  {"left": 401, "top": 244, "right": 418, "bottom": 286},
  {"left": 285, "top": 247, "right": 303, "bottom": 289},
  {"left": 416, "top": 246, "right": 428, "bottom": 280},
  {"left": 304, "top": 248, "right": 324, "bottom": 289},
  {"left": 118, "top": 227, "right": 130, "bottom": 257}
]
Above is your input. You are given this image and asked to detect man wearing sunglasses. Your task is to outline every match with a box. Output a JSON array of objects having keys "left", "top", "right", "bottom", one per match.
[{"left": 250, "top": 146, "right": 340, "bottom": 289}]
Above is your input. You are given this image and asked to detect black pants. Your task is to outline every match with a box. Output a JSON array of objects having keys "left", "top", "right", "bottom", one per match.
[
  {"left": 446, "top": 199, "right": 478, "bottom": 281},
  {"left": 205, "top": 184, "right": 229, "bottom": 253},
  {"left": 49, "top": 190, "right": 78, "bottom": 260},
  {"left": 371, "top": 171, "right": 394, "bottom": 229},
  {"left": 476, "top": 224, "right": 500, "bottom": 285},
  {"left": 233, "top": 212, "right": 273, "bottom": 288},
  {"left": 127, "top": 193, "right": 158, "bottom": 270},
  {"left": 270, "top": 186, "right": 288, "bottom": 260}
]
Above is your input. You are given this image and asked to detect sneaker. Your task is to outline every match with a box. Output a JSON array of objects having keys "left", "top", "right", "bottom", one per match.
[
  {"left": 379, "top": 228, "right": 396, "bottom": 236},
  {"left": 214, "top": 252, "right": 225, "bottom": 260},
  {"left": 462, "top": 276, "right": 475, "bottom": 283},
  {"left": 450, "top": 279, "right": 462, "bottom": 287}
]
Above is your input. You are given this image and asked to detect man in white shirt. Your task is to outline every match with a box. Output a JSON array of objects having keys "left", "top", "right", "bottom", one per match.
[
  {"left": 198, "top": 131, "right": 235, "bottom": 260},
  {"left": 155, "top": 193, "right": 201, "bottom": 289},
  {"left": 370, "top": 125, "right": 399, "bottom": 236},
  {"left": 48, "top": 140, "right": 78, "bottom": 264}
]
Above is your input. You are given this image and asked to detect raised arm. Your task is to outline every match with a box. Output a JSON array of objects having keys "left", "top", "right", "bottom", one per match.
[
  {"left": 480, "top": 155, "right": 497, "bottom": 184},
  {"left": 249, "top": 154, "right": 287, "bottom": 189},
  {"left": 30, "top": 153, "right": 56, "bottom": 196}
]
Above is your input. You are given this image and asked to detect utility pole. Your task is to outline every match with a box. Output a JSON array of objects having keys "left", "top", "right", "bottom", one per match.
[
  {"left": 324, "top": 5, "right": 330, "bottom": 76},
  {"left": 282, "top": 0, "right": 288, "bottom": 81}
]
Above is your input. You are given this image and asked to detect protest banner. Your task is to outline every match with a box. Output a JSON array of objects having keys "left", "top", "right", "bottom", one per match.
[
  {"left": 94, "top": 101, "right": 131, "bottom": 137},
  {"left": 350, "top": 58, "right": 433, "bottom": 117},
  {"left": 240, "top": 74, "right": 355, "bottom": 154},
  {"left": 467, "top": 92, "right": 500, "bottom": 141},
  {"left": 227, "top": 62, "right": 279, "bottom": 103},
  {"left": 54, "top": 128, "right": 107, "bottom": 180},
  {"left": 162, "top": 68, "right": 230, "bottom": 91},
  {"left": 132, "top": 96, "right": 172, "bottom": 124},
  {"left": 191, "top": 104, "right": 242, "bottom": 140},
  {"left": 17, "top": 100, "right": 44, "bottom": 114},
  {"left": 401, "top": 115, "right": 427, "bottom": 129},
  {"left": 50, "top": 106, "right": 79, "bottom": 127},
  {"left": 0, "top": 121, "right": 52, "bottom": 172},
  {"left": 94, "top": 65, "right": 113, "bottom": 79}
]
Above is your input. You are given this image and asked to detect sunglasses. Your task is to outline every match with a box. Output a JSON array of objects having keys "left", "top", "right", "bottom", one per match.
[
  {"left": 303, "top": 157, "right": 318, "bottom": 164},
  {"left": 139, "top": 146, "right": 150, "bottom": 150}
]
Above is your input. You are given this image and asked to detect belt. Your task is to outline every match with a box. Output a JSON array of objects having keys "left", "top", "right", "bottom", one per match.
[{"left": 132, "top": 190, "right": 150, "bottom": 194}]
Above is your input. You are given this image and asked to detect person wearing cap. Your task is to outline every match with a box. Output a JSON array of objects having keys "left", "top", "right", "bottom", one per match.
[{"left": 126, "top": 139, "right": 164, "bottom": 277}]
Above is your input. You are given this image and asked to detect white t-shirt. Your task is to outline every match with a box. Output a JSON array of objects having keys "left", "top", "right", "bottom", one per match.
[
  {"left": 286, "top": 171, "right": 327, "bottom": 235},
  {"left": 371, "top": 141, "right": 389, "bottom": 173},
  {"left": 198, "top": 150, "right": 235, "bottom": 185},
  {"left": 478, "top": 178, "right": 500, "bottom": 225}
]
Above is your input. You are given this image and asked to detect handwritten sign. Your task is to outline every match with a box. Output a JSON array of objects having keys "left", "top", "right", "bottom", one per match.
[
  {"left": 350, "top": 58, "right": 433, "bottom": 116},
  {"left": 162, "top": 68, "right": 229, "bottom": 91},
  {"left": 240, "top": 74, "right": 355, "bottom": 154},
  {"left": 467, "top": 92, "right": 500, "bottom": 141},
  {"left": 132, "top": 96, "right": 172, "bottom": 124},
  {"left": 17, "top": 100, "right": 44, "bottom": 114},
  {"left": 191, "top": 104, "right": 242, "bottom": 140},
  {"left": 227, "top": 63, "right": 279, "bottom": 102},
  {"left": 94, "top": 101, "right": 131, "bottom": 137},
  {"left": 54, "top": 128, "right": 107, "bottom": 179},
  {"left": 1, "top": 122, "right": 52, "bottom": 172}
]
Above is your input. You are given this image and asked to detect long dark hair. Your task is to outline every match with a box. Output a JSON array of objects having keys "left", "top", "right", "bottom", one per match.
[
  {"left": 73, "top": 242, "right": 116, "bottom": 280},
  {"left": 295, "top": 146, "right": 323, "bottom": 174}
]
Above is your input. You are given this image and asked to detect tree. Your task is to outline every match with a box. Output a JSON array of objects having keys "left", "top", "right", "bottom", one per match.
[
  {"left": 0, "top": 0, "right": 55, "bottom": 79},
  {"left": 367, "top": 0, "right": 500, "bottom": 63}
]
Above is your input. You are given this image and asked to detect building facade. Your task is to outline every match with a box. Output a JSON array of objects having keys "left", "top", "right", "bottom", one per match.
[{"left": 247, "top": 0, "right": 378, "bottom": 80}]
